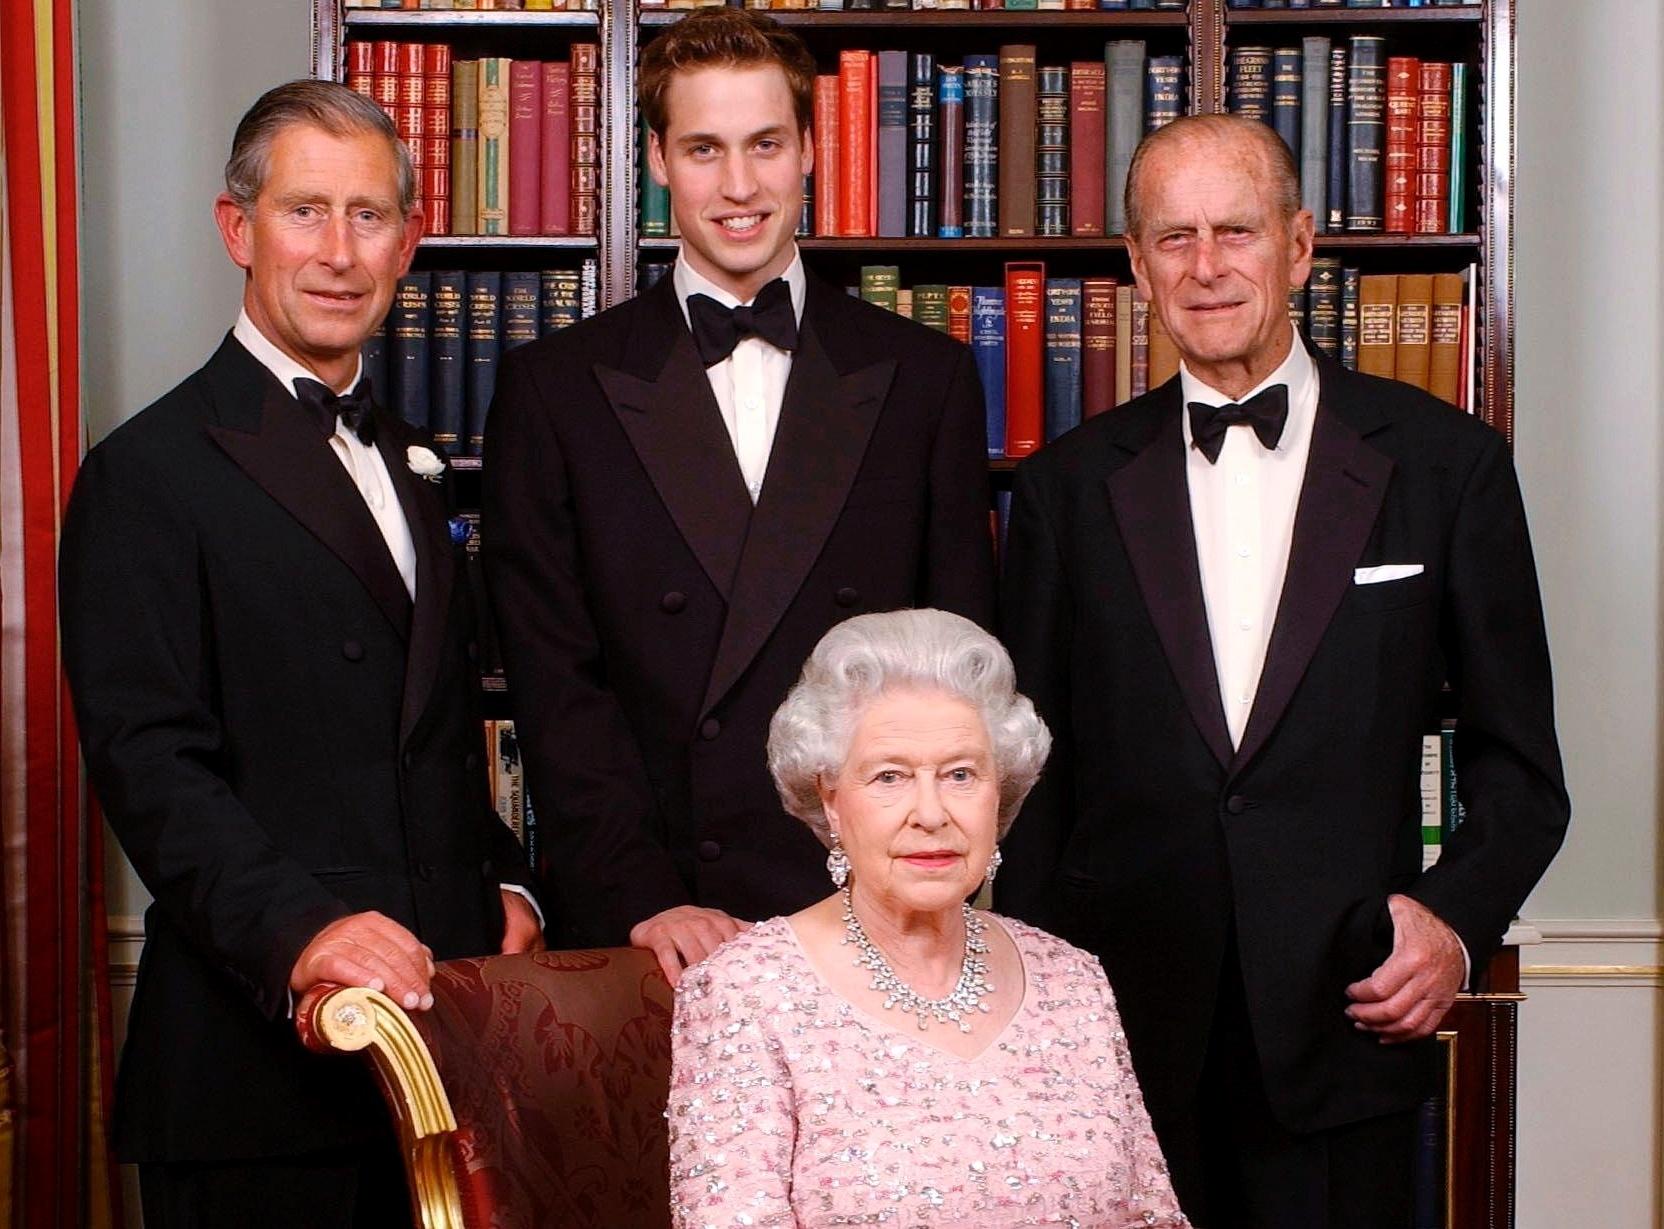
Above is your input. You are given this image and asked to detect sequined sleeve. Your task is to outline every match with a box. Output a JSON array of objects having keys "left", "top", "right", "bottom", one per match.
[
  {"left": 668, "top": 959, "right": 797, "bottom": 1228},
  {"left": 1092, "top": 965, "right": 1191, "bottom": 1227}
]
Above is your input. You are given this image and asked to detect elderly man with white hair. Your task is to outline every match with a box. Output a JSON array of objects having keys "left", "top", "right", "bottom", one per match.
[{"left": 664, "top": 608, "right": 1188, "bottom": 1229}]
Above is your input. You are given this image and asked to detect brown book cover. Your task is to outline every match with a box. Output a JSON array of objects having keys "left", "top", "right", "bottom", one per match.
[
  {"left": 1358, "top": 274, "right": 1399, "bottom": 379},
  {"left": 1081, "top": 277, "right": 1116, "bottom": 417},
  {"left": 508, "top": 61, "right": 543, "bottom": 236},
  {"left": 1428, "top": 271, "right": 1463, "bottom": 405},
  {"left": 1393, "top": 273, "right": 1433, "bottom": 391},
  {"left": 998, "top": 45, "right": 1037, "bottom": 238},
  {"left": 1004, "top": 262, "right": 1046, "bottom": 457},
  {"left": 1130, "top": 291, "right": 1149, "bottom": 398},
  {"left": 1070, "top": 62, "right": 1107, "bottom": 238},
  {"left": 451, "top": 60, "right": 479, "bottom": 235},
  {"left": 539, "top": 62, "right": 571, "bottom": 235},
  {"left": 1114, "top": 283, "right": 1133, "bottom": 405},
  {"left": 570, "top": 44, "right": 599, "bottom": 236},
  {"left": 1415, "top": 61, "right": 1451, "bottom": 235},
  {"left": 814, "top": 75, "right": 840, "bottom": 236},
  {"left": 839, "top": 50, "right": 874, "bottom": 237},
  {"left": 937, "top": 65, "right": 965, "bottom": 238},
  {"left": 1383, "top": 56, "right": 1418, "bottom": 235},
  {"left": 947, "top": 286, "right": 972, "bottom": 344},
  {"left": 1148, "top": 304, "right": 1179, "bottom": 389}
]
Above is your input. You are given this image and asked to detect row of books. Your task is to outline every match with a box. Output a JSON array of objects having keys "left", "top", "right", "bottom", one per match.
[
  {"left": 345, "top": 41, "right": 600, "bottom": 237},
  {"left": 638, "top": 42, "right": 1185, "bottom": 241},
  {"left": 642, "top": 0, "right": 1186, "bottom": 9},
  {"left": 847, "top": 259, "right": 1470, "bottom": 459},
  {"left": 1228, "top": 38, "right": 1469, "bottom": 234},
  {"left": 1229, "top": 1, "right": 1467, "bottom": 8},
  {"left": 346, "top": 1, "right": 596, "bottom": 9},
  {"left": 485, "top": 720, "right": 541, "bottom": 865},
  {"left": 364, "top": 262, "right": 601, "bottom": 454}
]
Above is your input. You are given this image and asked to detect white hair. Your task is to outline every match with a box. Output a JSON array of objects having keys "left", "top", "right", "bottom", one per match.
[{"left": 767, "top": 609, "right": 1050, "bottom": 845}]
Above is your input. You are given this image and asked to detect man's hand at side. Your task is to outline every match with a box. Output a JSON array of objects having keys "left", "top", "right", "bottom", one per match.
[
  {"left": 630, "top": 905, "right": 751, "bottom": 986},
  {"left": 1344, "top": 894, "right": 1466, "bottom": 1043},
  {"left": 290, "top": 911, "right": 436, "bottom": 1011},
  {"left": 499, "top": 889, "right": 546, "bottom": 955}
]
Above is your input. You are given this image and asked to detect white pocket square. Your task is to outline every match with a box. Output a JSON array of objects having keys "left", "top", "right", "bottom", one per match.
[{"left": 1354, "top": 564, "right": 1424, "bottom": 585}]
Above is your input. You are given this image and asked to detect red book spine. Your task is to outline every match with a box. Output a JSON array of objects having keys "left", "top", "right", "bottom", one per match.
[
  {"left": 838, "top": 50, "right": 873, "bottom": 237},
  {"left": 570, "top": 44, "right": 600, "bottom": 237},
  {"left": 371, "top": 41, "right": 399, "bottom": 123},
  {"left": 813, "top": 75, "right": 840, "bottom": 236},
  {"left": 867, "top": 55, "right": 878, "bottom": 235},
  {"left": 1081, "top": 276, "right": 1117, "bottom": 417},
  {"left": 1383, "top": 56, "right": 1418, "bottom": 235},
  {"left": 1069, "top": 62, "right": 1106, "bottom": 238},
  {"left": 423, "top": 44, "right": 452, "bottom": 235},
  {"left": 508, "top": 60, "right": 543, "bottom": 236},
  {"left": 1004, "top": 261, "right": 1045, "bottom": 457},
  {"left": 540, "top": 62, "right": 572, "bottom": 235},
  {"left": 1414, "top": 61, "right": 1451, "bottom": 235},
  {"left": 947, "top": 286, "right": 972, "bottom": 345},
  {"left": 347, "top": 40, "right": 375, "bottom": 98}
]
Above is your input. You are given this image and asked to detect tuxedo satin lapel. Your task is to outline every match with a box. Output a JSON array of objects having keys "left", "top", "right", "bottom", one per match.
[
  {"left": 206, "top": 383, "right": 412, "bottom": 642},
  {"left": 595, "top": 328, "right": 753, "bottom": 600},
  {"left": 1105, "top": 399, "right": 1235, "bottom": 770},
  {"left": 701, "top": 322, "right": 894, "bottom": 716},
  {"left": 378, "top": 418, "right": 456, "bottom": 743},
  {"left": 1232, "top": 397, "right": 1394, "bottom": 773}
]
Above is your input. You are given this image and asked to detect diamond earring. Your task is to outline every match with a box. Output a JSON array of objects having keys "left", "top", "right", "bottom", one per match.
[
  {"left": 984, "top": 846, "right": 1003, "bottom": 885},
  {"left": 826, "top": 833, "right": 850, "bottom": 888}
]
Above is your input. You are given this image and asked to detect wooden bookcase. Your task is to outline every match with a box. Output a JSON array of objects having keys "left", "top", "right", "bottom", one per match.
[{"left": 311, "top": 4, "right": 1522, "bottom": 1224}]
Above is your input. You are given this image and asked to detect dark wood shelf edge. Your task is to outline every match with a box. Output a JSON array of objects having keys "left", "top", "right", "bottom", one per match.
[
  {"left": 1225, "top": 6, "right": 1481, "bottom": 25},
  {"left": 639, "top": 9, "right": 1190, "bottom": 27},
  {"left": 418, "top": 236, "right": 600, "bottom": 249},
  {"left": 638, "top": 233, "right": 1477, "bottom": 253},
  {"left": 345, "top": 9, "right": 600, "bottom": 26}
]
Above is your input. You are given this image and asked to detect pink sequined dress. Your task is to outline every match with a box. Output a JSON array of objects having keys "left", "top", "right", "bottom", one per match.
[{"left": 668, "top": 913, "right": 1189, "bottom": 1228}]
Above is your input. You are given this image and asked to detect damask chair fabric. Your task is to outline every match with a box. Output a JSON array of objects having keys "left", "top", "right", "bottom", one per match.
[{"left": 420, "top": 947, "right": 674, "bottom": 1229}]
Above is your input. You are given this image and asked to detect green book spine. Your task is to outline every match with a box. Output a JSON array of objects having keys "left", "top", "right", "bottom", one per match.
[
  {"left": 1447, "top": 63, "right": 1469, "bottom": 233},
  {"left": 1420, "top": 734, "right": 1442, "bottom": 870},
  {"left": 478, "top": 58, "right": 510, "bottom": 237},
  {"left": 860, "top": 265, "right": 901, "bottom": 313},
  {"left": 639, "top": 114, "right": 671, "bottom": 237},
  {"left": 913, "top": 284, "right": 951, "bottom": 332}
]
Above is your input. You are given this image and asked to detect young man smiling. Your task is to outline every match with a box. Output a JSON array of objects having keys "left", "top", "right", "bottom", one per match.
[{"left": 484, "top": 7, "right": 995, "bottom": 985}]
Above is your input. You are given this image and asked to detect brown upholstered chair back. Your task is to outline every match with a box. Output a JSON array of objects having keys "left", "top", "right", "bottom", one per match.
[{"left": 299, "top": 947, "right": 673, "bottom": 1229}]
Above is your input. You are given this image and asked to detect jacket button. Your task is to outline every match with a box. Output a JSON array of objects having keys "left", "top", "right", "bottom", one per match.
[
  {"left": 834, "top": 587, "right": 859, "bottom": 608},
  {"left": 341, "top": 640, "right": 364, "bottom": 662},
  {"left": 415, "top": 861, "right": 435, "bottom": 882},
  {"left": 1225, "top": 795, "right": 1249, "bottom": 815},
  {"left": 402, "top": 751, "right": 413, "bottom": 772},
  {"left": 660, "top": 591, "right": 687, "bottom": 614},
  {"left": 700, "top": 718, "right": 721, "bottom": 740},
  {"left": 697, "top": 840, "right": 722, "bottom": 862}
]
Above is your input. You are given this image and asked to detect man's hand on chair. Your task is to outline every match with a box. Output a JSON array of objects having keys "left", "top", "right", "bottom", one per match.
[
  {"left": 290, "top": 911, "right": 435, "bottom": 1011},
  {"left": 630, "top": 905, "right": 751, "bottom": 986}
]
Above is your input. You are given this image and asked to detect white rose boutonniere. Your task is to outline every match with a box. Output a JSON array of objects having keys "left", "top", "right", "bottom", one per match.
[{"left": 406, "top": 445, "right": 446, "bottom": 483}]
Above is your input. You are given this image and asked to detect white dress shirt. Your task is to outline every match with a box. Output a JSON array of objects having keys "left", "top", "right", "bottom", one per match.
[
  {"left": 673, "top": 249, "right": 807, "bottom": 504},
  {"left": 1180, "top": 336, "right": 1318, "bottom": 749},
  {"left": 233, "top": 310, "right": 418, "bottom": 601}
]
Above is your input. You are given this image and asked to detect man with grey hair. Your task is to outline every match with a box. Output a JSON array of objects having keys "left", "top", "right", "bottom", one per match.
[
  {"left": 1000, "top": 114, "right": 1566, "bottom": 1225},
  {"left": 60, "top": 80, "right": 540, "bottom": 1227}
]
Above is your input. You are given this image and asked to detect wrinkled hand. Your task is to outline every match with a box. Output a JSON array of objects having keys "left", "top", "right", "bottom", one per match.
[
  {"left": 629, "top": 905, "right": 751, "bottom": 986},
  {"left": 499, "top": 889, "right": 546, "bottom": 955},
  {"left": 1345, "top": 894, "right": 1465, "bottom": 1043},
  {"left": 290, "top": 911, "right": 435, "bottom": 1011}
]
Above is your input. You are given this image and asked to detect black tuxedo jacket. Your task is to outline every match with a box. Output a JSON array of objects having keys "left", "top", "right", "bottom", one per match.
[
  {"left": 60, "top": 336, "right": 531, "bottom": 1162},
  {"left": 997, "top": 345, "right": 1568, "bottom": 1134},
  {"left": 482, "top": 268, "right": 996, "bottom": 943}
]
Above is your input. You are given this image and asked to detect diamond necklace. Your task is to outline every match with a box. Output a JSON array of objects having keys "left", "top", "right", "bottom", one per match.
[{"left": 840, "top": 885, "right": 994, "bottom": 1033}]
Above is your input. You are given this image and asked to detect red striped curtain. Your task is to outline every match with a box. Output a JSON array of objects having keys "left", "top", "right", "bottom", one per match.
[{"left": 1, "top": 0, "right": 121, "bottom": 1225}]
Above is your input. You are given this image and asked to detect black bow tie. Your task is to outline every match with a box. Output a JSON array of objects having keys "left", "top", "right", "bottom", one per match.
[
  {"left": 1187, "top": 384, "right": 1289, "bottom": 464},
  {"left": 295, "top": 377, "right": 377, "bottom": 446},
  {"left": 687, "top": 278, "right": 798, "bottom": 367}
]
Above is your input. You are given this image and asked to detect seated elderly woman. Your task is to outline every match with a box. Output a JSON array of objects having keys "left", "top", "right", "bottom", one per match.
[{"left": 667, "top": 609, "right": 1187, "bottom": 1228}]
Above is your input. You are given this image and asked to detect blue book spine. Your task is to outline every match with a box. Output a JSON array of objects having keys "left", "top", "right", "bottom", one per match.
[
  {"left": 1345, "top": 35, "right": 1387, "bottom": 232},
  {"left": 908, "top": 52, "right": 937, "bottom": 238},
  {"left": 971, "top": 287, "right": 1006, "bottom": 459},
  {"left": 1099, "top": 0, "right": 1131, "bottom": 7},
  {"left": 1145, "top": 55, "right": 1186, "bottom": 133},
  {"left": 1228, "top": 46, "right": 1273, "bottom": 125},
  {"left": 963, "top": 55, "right": 999, "bottom": 240},
  {"left": 540, "top": 269, "right": 582, "bottom": 335},
  {"left": 465, "top": 271, "right": 502, "bottom": 456},
  {"left": 1272, "top": 47, "right": 1302, "bottom": 160},
  {"left": 429, "top": 271, "right": 466, "bottom": 456},
  {"left": 994, "top": 488, "right": 1013, "bottom": 557},
  {"left": 501, "top": 271, "right": 541, "bottom": 354},
  {"left": 1326, "top": 43, "right": 1349, "bottom": 231},
  {"left": 1043, "top": 279, "right": 1082, "bottom": 443},
  {"left": 1341, "top": 265, "right": 1361, "bottom": 370},
  {"left": 388, "top": 272, "right": 432, "bottom": 434}
]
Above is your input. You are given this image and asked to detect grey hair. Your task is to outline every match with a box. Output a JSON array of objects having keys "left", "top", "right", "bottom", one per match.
[
  {"left": 767, "top": 609, "right": 1051, "bottom": 845},
  {"left": 224, "top": 80, "right": 416, "bottom": 215},
  {"left": 1124, "top": 113, "right": 1301, "bottom": 240}
]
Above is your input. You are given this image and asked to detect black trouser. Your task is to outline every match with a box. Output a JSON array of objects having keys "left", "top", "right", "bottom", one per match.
[
  {"left": 1158, "top": 947, "right": 1416, "bottom": 1229},
  {"left": 139, "top": 1139, "right": 412, "bottom": 1229}
]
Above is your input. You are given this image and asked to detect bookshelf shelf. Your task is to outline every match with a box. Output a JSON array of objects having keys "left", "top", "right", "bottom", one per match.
[
  {"left": 640, "top": 10, "right": 1190, "bottom": 30},
  {"left": 642, "top": 234, "right": 1482, "bottom": 254},
  {"left": 1224, "top": 6, "right": 1482, "bottom": 26},
  {"left": 344, "top": 9, "right": 601, "bottom": 28}
]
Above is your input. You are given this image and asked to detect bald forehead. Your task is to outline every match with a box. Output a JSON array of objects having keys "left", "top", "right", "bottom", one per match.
[{"left": 1126, "top": 117, "right": 1297, "bottom": 236}]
